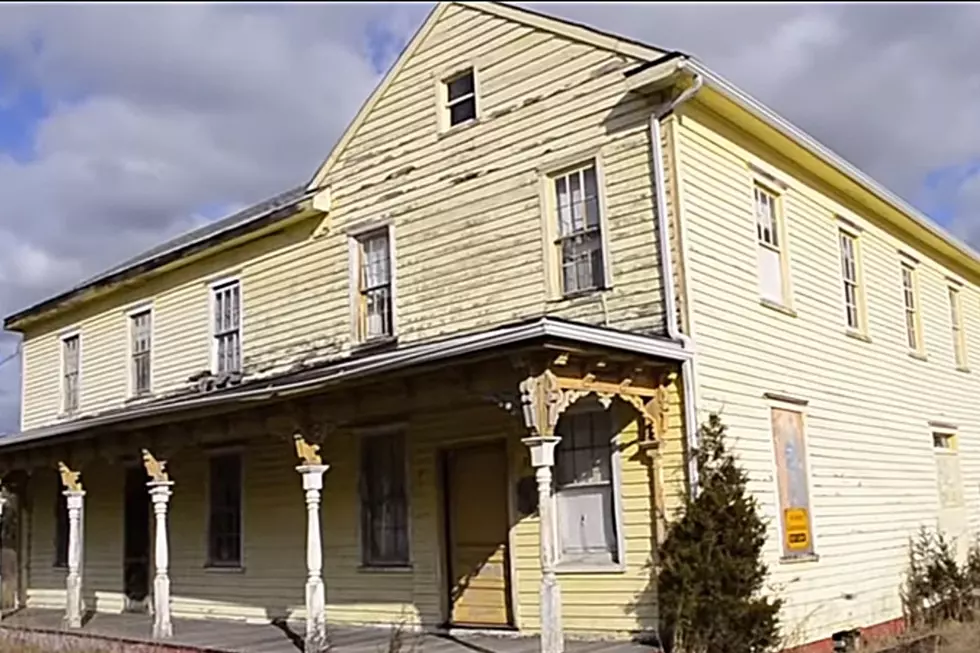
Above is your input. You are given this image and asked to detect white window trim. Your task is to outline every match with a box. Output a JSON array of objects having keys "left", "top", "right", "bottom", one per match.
[
  {"left": 434, "top": 63, "right": 481, "bottom": 134},
  {"left": 125, "top": 303, "right": 155, "bottom": 399},
  {"left": 947, "top": 283, "right": 969, "bottom": 371},
  {"left": 538, "top": 151, "right": 614, "bottom": 301},
  {"left": 901, "top": 260, "right": 924, "bottom": 354},
  {"left": 765, "top": 395, "right": 819, "bottom": 564},
  {"left": 553, "top": 400, "right": 627, "bottom": 574},
  {"left": 355, "top": 423, "right": 413, "bottom": 570},
  {"left": 58, "top": 329, "right": 82, "bottom": 417},
  {"left": 204, "top": 446, "right": 245, "bottom": 572},
  {"left": 207, "top": 276, "right": 243, "bottom": 375},
  {"left": 347, "top": 223, "right": 398, "bottom": 345},
  {"left": 836, "top": 223, "right": 866, "bottom": 335},
  {"left": 752, "top": 179, "right": 793, "bottom": 309}
]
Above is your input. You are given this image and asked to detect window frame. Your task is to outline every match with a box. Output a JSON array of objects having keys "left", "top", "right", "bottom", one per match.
[
  {"left": 552, "top": 400, "right": 626, "bottom": 573},
  {"left": 204, "top": 449, "right": 245, "bottom": 571},
  {"left": 208, "top": 277, "right": 243, "bottom": 376},
  {"left": 752, "top": 180, "right": 792, "bottom": 309},
  {"left": 59, "top": 330, "right": 82, "bottom": 416},
  {"left": 948, "top": 283, "right": 969, "bottom": 370},
  {"left": 126, "top": 304, "right": 154, "bottom": 398},
  {"left": 900, "top": 259, "right": 924, "bottom": 355},
  {"left": 836, "top": 222, "right": 867, "bottom": 335},
  {"left": 767, "top": 397, "right": 818, "bottom": 562},
  {"left": 357, "top": 425, "right": 412, "bottom": 570},
  {"left": 931, "top": 426, "right": 964, "bottom": 510},
  {"left": 348, "top": 223, "right": 397, "bottom": 345},
  {"left": 438, "top": 65, "right": 479, "bottom": 132},
  {"left": 539, "top": 153, "right": 613, "bottom": 301}
]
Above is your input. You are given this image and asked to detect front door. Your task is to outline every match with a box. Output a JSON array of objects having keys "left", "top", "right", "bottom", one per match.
[
  {"left": 0, "top": 490, "right": 20, "bottom": 613},
  {"left": 123, "top": 466, "right": 150, "bottom": 612},
  {"left": 445, "top": 441, "right": 513, "bottom": 627}
]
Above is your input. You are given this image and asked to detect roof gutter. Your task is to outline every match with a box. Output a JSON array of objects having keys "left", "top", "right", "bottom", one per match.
[{"left": 683, "top": 59, "right": 980, "bottom": 270}]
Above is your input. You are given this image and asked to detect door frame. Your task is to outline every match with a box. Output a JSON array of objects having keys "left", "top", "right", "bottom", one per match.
[
  {"left": 122, "top": 463, "right": 151, "bottom": 613},
  {"left": 439, "top": 437, "right": 518, "bottom": 629}
]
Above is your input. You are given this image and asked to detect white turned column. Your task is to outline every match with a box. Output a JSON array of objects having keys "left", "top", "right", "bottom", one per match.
[
  {"left": 0, "top": 493, "right": 6, "bottom": 621},
  {"left": 148, "top": 481, "right": 174, "bottom": 638},
  {"left": 523, "top": 436, "right": 563, "bottom": 653},
  {"left": 64, "top": 490, "right": 85, "bottom": 629},
  {"left": 297, "top": 464, "right": 329, "bottom": 653}
]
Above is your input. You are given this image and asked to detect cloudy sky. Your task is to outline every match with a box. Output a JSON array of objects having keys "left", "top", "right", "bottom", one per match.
[{"left": 0, "top": 2, "right": 977, "bottom": 433}]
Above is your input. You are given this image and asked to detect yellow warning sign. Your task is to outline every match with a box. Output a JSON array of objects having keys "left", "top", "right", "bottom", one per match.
[{"left": 784, "top": 508, "right": 811, "bottom": 552}]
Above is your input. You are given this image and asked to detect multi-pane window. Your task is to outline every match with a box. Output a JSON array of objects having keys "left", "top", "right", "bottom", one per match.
[
  {"left": 360, "top": 432, "right": 409, "bottom": 567},
  {"left": 838, "top": 230, "right": 861, "bottom": 330},
  {"left": 62, "top": 334, "right": 80, "bottom": 414},
  {"left": 554, "top": 162, "right": 605, "bottom": 296},
  {"left": 445, "top": 68, "right": 476, "bottom": 127},
  {"left": 130, "top": 309, "right": 152, "bottom": 395},
  {"left": 902, "top": 264, "right": 921, "bottom": 351},
  {"left": 356, "top": 229, "right": 394, "bottom": 341},
  {"left": 212, "top": 282, "right": 241, "bottom": 374},
  {"left": 949, "top": 286, "right": 968, "bottom": 368},
  {"left": 54, "top": 478, "right": 68, "bottom": 568},
  {"left": 754, "top": 185, "right": 786, "bottom": 304},
  {"left": 771, "top": 407, "right": 815, "bottom": 558},
  {"left": 207, "top": 453, "right": 242, "bottom": 568},
  {"left": 555, "top": 409, "right": 620, "bottom": 566}
]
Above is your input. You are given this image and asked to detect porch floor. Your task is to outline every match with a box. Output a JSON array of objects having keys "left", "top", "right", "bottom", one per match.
[{"left": 0, "top": 609, "right": 656, "bottom": 653}]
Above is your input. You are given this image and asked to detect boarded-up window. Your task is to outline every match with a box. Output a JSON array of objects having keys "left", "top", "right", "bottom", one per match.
[
  {"left": 771, "top": 408, "right": 815, "bottom": 557},
  {"left": 53, "top": 477, "right": 68, "bottom": 568},
  {"left": 754, "top": 185, "right": 785, "bottom": 304},
  {"left": 207, "top": 453, "right": 242, "bottom": 568},
  {"left": 360, "top": 432, "right": 409, "bottom": 567},
  {"left": 555, "top": 409, "right": 620, "bottom": 565},
  {"left": 933, "top": 432, "right": 963, "bottom": 509}
]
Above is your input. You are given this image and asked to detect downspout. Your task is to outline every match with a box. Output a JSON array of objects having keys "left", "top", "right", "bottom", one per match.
[{"left": 649, "top": 70, "right": 704, "bottom": 495}]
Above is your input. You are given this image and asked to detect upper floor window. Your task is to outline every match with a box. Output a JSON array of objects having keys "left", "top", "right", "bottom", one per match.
[
  {"left": 444, "top": 68, "right": 476, "bottom": 128},
  {"left": 838, "top": 229, "right": 863, "bottom": 332},
  {"left": 355, "top": 229, "right": 394, "bottom": 342},
  {"left": 211, "top": 281, "right": 241, "bottom": 374},
  {"left": 207, "top": 452, "right": 243, "bottom": 568},
  {"left": 360, "top": 431, "right": 409, "bottom": 567},
  {"left": 901, "top": 263, "right": 922, "bottom": 352},
  {"left": 553, "top": 162, "right": 606, "bottom": 296},
  {"left": 555, "top": 407, "right": 621, "bottom": 567},
  {"left": 754, "top": 184, "right": 788, "bottom": 306},
  {"left": 61, "top": 333, "right": 80, "bottom": 414},
  {"left": 949, "top": 286, "right": 968, "bottom": 369},
  {"left": 130, "top": 309, "right": 152, "bottom": 396}
]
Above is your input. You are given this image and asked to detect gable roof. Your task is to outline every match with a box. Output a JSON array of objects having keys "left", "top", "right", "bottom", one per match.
[{"left": 307, "top": 1, "right": 666, "bottom": 190}]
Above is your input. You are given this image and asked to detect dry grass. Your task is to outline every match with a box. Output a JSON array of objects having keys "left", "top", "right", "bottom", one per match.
[
  {"left": 0, "top": 629, "right": 186, "bottom": 653},
  {"left": 864, "top": 619, "right": 980, "bottom": 653}
]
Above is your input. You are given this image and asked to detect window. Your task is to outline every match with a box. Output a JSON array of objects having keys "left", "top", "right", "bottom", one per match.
[
  {"left": 211, "top": 281, "right": 241, "bottom": 374},
  {"left": 130, "top": 309, "right": 152, "bottom": 395},
  {"left": 933, "top": 432, "right": 963, "bottom": 509},
  {"left": 207, "top": 453, "right": 243, "bottom": 568},
  {"left": 444, "top": 68, "right": 476, "bottom": 128},
  {"left": 555, "top": 409, "right": 620, "bottom": 566},
  {"left": 771, "top": 407, "right": 815, "bottom": 558},
  {"left": 838, "top": 229, "right": 862, "bottom": 331},
  {"left": 949, "top": 286, "right": 968, "bottom": 369},
  {"left": 355, "top": 229, "right": 394, "bottom": 342},
  {"left": 61, "top": 334, "right": 80, "bottom": 414},
  {"left": 902, "top": 263, "right": 922, "bottom": 351},
  {"left": 359, "top": 432, "right": 409, "bottom": 567},
  {"left": 553, "top": 162, "right": 605, "bottom": 296},
  {"left": 754, "top": 184, "right": 787, "bottom": 305},
  {"left": 53, "top": 478, "right": 68, "bottom": 568}
]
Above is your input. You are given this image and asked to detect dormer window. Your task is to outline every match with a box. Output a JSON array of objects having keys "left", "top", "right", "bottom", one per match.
[{"left": 444, "top": 68, "right": 476, "bottom": 128}]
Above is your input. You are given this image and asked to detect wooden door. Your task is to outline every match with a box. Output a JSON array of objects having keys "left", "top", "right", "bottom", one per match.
[{"left": 446, "top": 441, "right": 512, "bottom": 627}]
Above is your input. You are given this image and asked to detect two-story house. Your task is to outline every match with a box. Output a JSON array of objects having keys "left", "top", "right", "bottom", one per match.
[{"left": 0, "top": 3, "right": 975, "bottom": 653}]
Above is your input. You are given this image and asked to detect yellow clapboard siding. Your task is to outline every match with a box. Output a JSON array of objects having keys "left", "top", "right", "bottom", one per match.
[{"left": 672, "top": 101, "right": 980, "bottom": 644}]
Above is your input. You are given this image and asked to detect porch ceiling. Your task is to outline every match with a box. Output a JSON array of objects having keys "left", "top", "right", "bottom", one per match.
[{"left": 0, "top": 317, "right": 688, "bottom": 455}]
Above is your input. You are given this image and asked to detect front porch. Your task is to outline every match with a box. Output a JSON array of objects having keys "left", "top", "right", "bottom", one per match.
[{"left": 0, "top": 608, "right": 653, "bottom": 653}]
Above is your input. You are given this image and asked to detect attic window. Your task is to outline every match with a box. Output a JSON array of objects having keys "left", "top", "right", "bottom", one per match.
[{"left": 445, "top": 68, "right": 476, "bottom": 128}]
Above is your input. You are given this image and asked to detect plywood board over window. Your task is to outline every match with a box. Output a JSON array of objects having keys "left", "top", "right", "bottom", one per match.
[{"left": 770, "top": 407, "right": 816, "bottom": 559}]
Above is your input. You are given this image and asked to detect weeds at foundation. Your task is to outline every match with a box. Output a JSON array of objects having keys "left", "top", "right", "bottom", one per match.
[
  {"left": 381, "top": 620, "right": 422, "bottom": 653},
  {"left": 0, "top": 629, "right": 178, "bottom": 653}
]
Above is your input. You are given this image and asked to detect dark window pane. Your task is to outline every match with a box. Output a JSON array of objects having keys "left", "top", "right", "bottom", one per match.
[
  {"left": 447, "top": 70, "right": 474, "bottom": 101},
  {"left": 54, "top": 479, "right": 68, "bottom": 568},
  {"left": 449, "top": 98, "right": 476, "bottom": 126},
  {"left": 360, "top": 433, "right": 409, "bottom": 566},
  {"left": 208, "top": 454, "right": 242, "bottom": 567}
]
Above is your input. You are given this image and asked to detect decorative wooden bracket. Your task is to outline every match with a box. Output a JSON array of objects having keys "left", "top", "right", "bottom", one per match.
[
  {"left": 57, "top": 461, "right": 83, "bottom": 492},
  {"left": 294, "top": 434, "right": 322, "bottom": 465},
  {"left": 141, "top": 449, "right": 170, "bottom": 483}
]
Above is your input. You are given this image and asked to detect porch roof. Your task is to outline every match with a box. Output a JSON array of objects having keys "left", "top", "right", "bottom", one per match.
[{"left": 0, "top": 317, "right": 689, "bottom": 451}]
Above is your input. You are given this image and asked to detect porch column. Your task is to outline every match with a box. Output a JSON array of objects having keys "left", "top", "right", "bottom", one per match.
[
  {"left": 64, "top": 489, "right": 85, "bottom": 629},
  {"left": 519, "top": 371, "right": 565, "bottom": 653},
  {"left": 297, "top": 462, "right": 329, "bottom": 653},
  {"left": 0, "top": 491, "right": 6, "bottom": 622},
  {"left": 148, "top": 481, "right": 174, "bottom": 638}
]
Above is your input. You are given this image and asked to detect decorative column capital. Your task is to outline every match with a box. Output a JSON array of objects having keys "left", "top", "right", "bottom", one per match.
[
  {"left": 296, "top": 464, "right": 330, "bottom": 492},
  {"left": 519, "top": 370, "right": 565, "bottom": 438},
  {"left": 522, "top": 436, "right": 562, "bottom": 469},
  {"left": 63, "top": 490, "right": 86, "bottom": 509}
]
